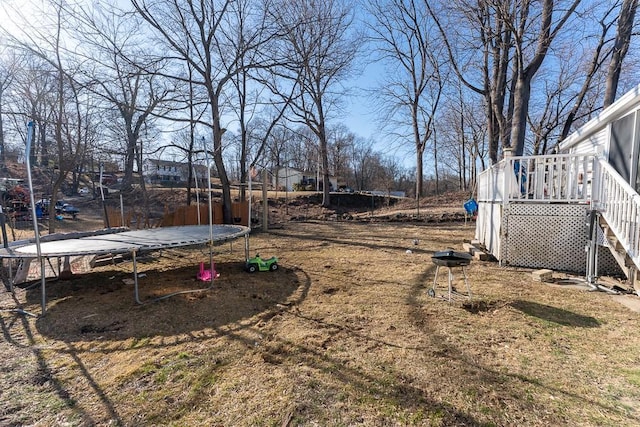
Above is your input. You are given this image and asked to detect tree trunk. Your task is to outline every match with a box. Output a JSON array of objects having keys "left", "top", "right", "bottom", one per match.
[
  {"left": 38, "top": 122, "right": 46, "bottom": 167},
  {"left": 210, "top": 106, "right": 233, "bottom": 223},
  {"left": 485, "top": 93, "right": 499, "bottom": 164},
  {"left": 416, "top": 149, "right": 424, "bottom": 197},
  {"left": 239, "top": 69, "right": 248, "bottom": 202},
  {"left": 319, "top": 126, "right": 331, "bottom": 208},
  {"left": 511, "top": 74, "right": 533, "bottom": 156},
  {"left": 603, "top": 0, "right": 638, "bottom": 107},
  {"left": 187, "top": 64, "right": 195, "bottom": 206},
  {"left": 0, "top": 90, "right": 5, "bottom": 169},
  {"left": 121, "top": 129, "right": 136, "bottom": 192},
  {"left": 459, "top": 98, "right": 467, "bottom": 190}
]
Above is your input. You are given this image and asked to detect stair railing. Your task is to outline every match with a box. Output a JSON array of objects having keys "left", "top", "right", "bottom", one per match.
[{"left": 592, "top": 158, "right": 640, "bottom": 269}]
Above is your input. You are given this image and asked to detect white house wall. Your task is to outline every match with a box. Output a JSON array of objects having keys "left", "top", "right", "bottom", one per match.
[
  {"left": 567, "top": 127, "right": 608, "bottom": 157},
  {"left": 559, "top": 83, "right": 640, "bottom": 152},
  {"left": 275, "top": 168, "right": 303, "bottom": 192},
  {"left": 274, "top": 168, "right": 339, "bottom": 192}
]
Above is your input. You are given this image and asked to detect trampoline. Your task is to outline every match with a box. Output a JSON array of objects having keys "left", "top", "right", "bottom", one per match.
[{"left": 0, "top": 224, "right": 251, "bottom": 314}]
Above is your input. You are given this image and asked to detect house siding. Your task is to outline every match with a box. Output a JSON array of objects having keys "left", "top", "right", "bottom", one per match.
[
  {"left": 568, "top": 127, "right": 608, "bottom": 157},
  {"left": 274, "top": 167, "right": 338, "bottom": 192}
]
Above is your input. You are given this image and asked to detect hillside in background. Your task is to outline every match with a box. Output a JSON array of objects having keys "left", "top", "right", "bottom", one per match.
[{"left": 1, "top": 160, "right": 469, "bottom": 231}]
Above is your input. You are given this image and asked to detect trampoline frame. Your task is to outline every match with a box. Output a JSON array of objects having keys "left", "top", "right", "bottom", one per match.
[
  {"left": 0, "top": 224, "right": 251, "bottom": 314},
  {"left": 2, "top": 123, "right": 254, "bottom": 316}
]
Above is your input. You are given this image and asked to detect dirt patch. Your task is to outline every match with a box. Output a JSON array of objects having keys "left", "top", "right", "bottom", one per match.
[{"left": 2, "top": 219, "right": 640, "bottom": 426}]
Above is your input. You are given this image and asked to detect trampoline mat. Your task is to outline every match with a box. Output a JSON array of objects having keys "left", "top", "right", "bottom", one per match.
[{"left": 0, "top": 225, "right": 250, "bottom": 258}]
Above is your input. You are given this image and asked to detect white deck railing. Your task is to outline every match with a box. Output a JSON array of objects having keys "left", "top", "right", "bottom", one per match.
[
  {"left": 477, "top": 161, "right": 507, "bottom": 202},
  {"left": 593, "top": 159, "right": 640, "bottom": 267},
  {"left": 478, "top": 153, "right": 595, "bottom": 204},
  {"left": 477, "top": 153, "right": 640, "bottom": 272}
]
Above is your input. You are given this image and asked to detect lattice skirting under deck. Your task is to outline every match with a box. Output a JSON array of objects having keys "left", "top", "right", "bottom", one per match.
[{"left": 502, "top": 203, "right": 623, "bottom": 276}]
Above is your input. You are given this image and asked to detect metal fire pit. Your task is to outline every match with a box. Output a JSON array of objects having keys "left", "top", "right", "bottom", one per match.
[{"left": 429, "top": 250, "right": 473, "bottom": 302}]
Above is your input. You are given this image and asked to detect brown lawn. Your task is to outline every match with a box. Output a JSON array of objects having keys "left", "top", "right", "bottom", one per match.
[{"left": 1, "top": 209, "right": 640, "bottom": 425}]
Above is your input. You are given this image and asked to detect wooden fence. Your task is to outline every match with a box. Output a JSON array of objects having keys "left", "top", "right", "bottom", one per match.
[{"left": 105, "top": 201, "right": 249, "bottom": 229}]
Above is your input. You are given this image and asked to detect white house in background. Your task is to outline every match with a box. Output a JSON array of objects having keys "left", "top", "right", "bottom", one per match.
[
  {"left": 475, "top": 83, "right": 640, "bottom": 294},
  {"left": 142, "top": 159, "right": 209, "bottom": 184},
  {"left": 273, "top": 167, "right": 338, "bottom": 192}
]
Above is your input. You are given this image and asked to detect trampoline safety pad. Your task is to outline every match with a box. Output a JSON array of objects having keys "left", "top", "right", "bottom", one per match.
[{"left": 0, "top": 225, "right": 250, "bottom": 258}]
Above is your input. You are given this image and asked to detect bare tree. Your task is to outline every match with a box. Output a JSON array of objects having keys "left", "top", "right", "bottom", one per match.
[
  {"left": 604, "top": 0, "right": 639, "bottom": 107},
  {"left": 249, "top": 116, "right": 294, "bottom": 176},
  {"left": 5, "top": 1, "right": 95, "bottom": 233},
  {"left": 426, "top": 0, "right": 590, "bottom": 159},
  {"left": 71, "top": 3, "right": 177, "bottom": 196},
  {"left": 268, "top": 0, "right": 361, "bottom": 207},
  {"left": 6, "top": 55, "right": 57, "bottom": 168},
  {"left": 0, "top": 46, "right": 20, "bottom": 169},
  {"left": 507, "top": 0, "right": 583, "bottom": 156},
  {"left": 132, "top": 0, "right": 276, "bottom": 223},
  {"left": 282, "top": 126, "right": 317, "bottom": 172},
  {"left": 225, "top": 0, "right": 293, "bottom": 201},
  {"left": 425, "top": 0, "right": 514, "bottom": 164},
  {"left": 367, "top": 0, "right": 445, "bottom": 199},
  {"left": 327, "top": 124, "right": 355, "bottom": 187},
  {"left": 349, "top": 136, "right": 376, "bottom": 191},
  {"left": 523, "top": 1, "right": 624, "bottom": 151},
  {"left": 557, "top": 2, "right": 620, "bottom": 142}
]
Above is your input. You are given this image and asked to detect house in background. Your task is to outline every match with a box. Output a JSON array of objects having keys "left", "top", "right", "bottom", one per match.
[
  {"left": 273, "top": 167, "right": 338, "bottom": 192},
  {"left": 476, "top": 84, "right": 640, "bottom": 294},
  {"left": 142, "top": 159, "right": 209, "bottom": 185}
]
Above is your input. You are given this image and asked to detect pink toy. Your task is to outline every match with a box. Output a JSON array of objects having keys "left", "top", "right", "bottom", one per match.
[{"left": 197, "top": 261, "right": 220, "bottom": 281}]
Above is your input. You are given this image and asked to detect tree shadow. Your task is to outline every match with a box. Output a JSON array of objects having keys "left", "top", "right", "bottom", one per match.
[
  {"left": 28, "top": 261, "right": 307, "bottom": 343},
  {"left": 510, "top": 300, "right": 601, "bottom": 327}
]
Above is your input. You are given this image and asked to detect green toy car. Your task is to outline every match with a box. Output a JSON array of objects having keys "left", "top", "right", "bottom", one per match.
[{"left": 246, "top": 254, "right": 278, "bottom": 273}]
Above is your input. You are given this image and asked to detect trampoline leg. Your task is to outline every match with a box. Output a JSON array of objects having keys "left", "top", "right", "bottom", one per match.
[
  {"left": 40, "top": 258, "right": 46, "bottom": 316},
  {"left": 133, "top": 250, "right": 141, "bottom": 304},
  {"left": 447, "top": 267, "right": 453, "bottom": 303},
  {"left": 244, "top": 234, "right": 249, "bottom": 261}
]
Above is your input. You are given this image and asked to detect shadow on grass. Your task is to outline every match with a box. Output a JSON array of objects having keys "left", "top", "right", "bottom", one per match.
[
  {"left": 28, "top": 261, "right": 306, "bottom": 343},
  {"left": 1, "top": 293, "right": 107, "bottom": 425},
  {"left": 404, "top": 265, "right": 633, "bottom": 424},
  {"left": 510, "top": 300, "right": 601, "bottom": 327}
]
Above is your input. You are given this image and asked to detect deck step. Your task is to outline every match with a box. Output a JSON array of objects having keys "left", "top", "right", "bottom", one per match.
[
  {"left": 630, "top": 267, "right": 640, "bottom": 296},
  {"left": 598, "top": 217, "right": 640, "bottom": 292}
]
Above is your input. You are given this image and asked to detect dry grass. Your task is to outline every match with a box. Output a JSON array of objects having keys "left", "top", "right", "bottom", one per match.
[{"left": 2, "top": 220, "right": 640, "bottom": 426}]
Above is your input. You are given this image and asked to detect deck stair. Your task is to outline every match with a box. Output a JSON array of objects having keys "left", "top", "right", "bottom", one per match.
[
  {"left": 591, "top": 159, "right": 640, "bottom": 294},
  {"left": 477, "top": 154, "right": 640, "bottom": 295},
  {"left": 598, "top": 217, "right": 640, "bottom": 293}
]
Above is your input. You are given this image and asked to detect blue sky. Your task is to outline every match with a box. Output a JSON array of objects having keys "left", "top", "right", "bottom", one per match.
[{"left": 1, "top": 0, "right": 416, "bottom": 168}]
